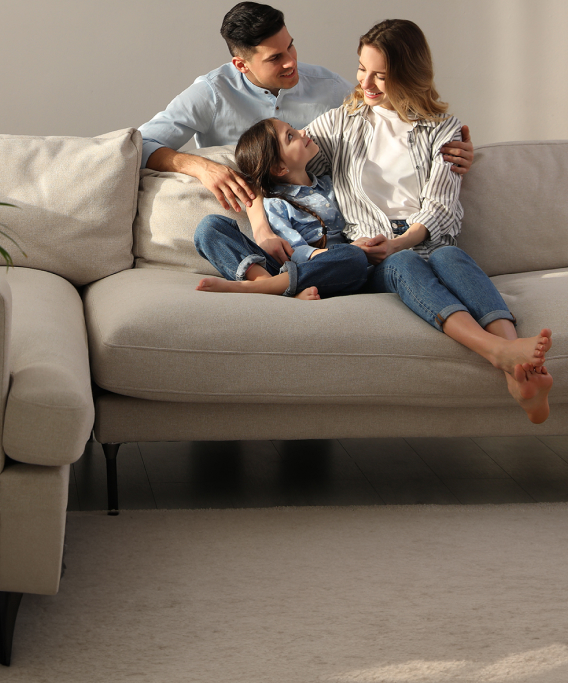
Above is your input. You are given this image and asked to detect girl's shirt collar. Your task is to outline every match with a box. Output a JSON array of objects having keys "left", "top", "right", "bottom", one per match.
[{"left": 273, "top": 172, "right": 319, "bottom": 197}]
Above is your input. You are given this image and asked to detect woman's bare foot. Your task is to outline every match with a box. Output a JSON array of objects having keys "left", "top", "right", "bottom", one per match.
[
  {"left": 491, "top": 328, "right": 552, "bottom": 374},
  {"left": 296, "top": 286, "right": 320, "bottom": 300},
  {"left": 506, "top": 363, "right": 553, "bottom": 424}
]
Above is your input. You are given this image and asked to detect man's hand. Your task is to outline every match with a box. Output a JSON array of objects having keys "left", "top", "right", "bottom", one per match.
[
  {"left": 146, "top": 147, "right": 255, "bottom": 212},
  {"left": 441, "top": 125, "right": 473, "bottom": 175},
  {"left": 193, "top": 157, "right": 255, "bottom": 212},
  {"left": 257, "top": 235, "right": 294, "bottom": 264}
]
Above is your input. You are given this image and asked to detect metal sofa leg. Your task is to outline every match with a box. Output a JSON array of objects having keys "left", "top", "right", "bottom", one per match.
[
  {"left": 0, "top": 591, "right": 23, "bottom": 666},
  {"left": 102, "top": 443, "right": 121, "bottom": 516}
]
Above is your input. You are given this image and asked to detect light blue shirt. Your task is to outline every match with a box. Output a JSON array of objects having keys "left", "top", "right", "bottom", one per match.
[
  {"left": 139, "top": 62, "right": 353, "bottom": 167},
  {"left": 264, "top": 174, "right": 346, "bottom": 263}
]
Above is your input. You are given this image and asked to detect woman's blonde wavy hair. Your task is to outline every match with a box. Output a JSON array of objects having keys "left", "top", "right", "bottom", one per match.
[{"left": 345, "top": 19, "right": 448, "bottom": 122}]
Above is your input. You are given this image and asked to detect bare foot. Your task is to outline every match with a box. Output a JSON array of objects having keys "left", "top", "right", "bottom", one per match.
[
  {"left": 296, "top": 287, "right": 320, "bottom": 300},
  {"left": 506, "top": 363, "right": 553, "bottom": 424},
  {"left": 196, "top": 277, "right": 245, "bottom": 293},
  {"left": 492, "top": 329, "right": 552, "bottom": 374}
]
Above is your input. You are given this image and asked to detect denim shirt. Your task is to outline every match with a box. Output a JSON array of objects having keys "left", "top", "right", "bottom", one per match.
[{"left": 263, "top": 174, "right": 346, "bottom": 263}]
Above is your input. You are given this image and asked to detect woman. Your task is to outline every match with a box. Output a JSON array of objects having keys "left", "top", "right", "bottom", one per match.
[{"left": 247, "top": 19, "right": 553, "bottom": 423}]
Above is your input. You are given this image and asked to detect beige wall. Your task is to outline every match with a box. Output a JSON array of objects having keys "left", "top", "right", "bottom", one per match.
[{"left": 1, "top": 0, "right": 567, "bottom": 146}]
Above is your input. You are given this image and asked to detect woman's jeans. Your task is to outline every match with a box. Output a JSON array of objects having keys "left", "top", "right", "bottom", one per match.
[
  {"left": 368, "top": 241, "right": 515, "bottom": 332},
  {"left": 195, "top": 215, "right": 368, "bottom": 297}
]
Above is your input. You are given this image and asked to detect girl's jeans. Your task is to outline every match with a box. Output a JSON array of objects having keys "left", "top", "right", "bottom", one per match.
[
  {"left": 367, "top": 221, "right": 515, "bottom": 331},
  {"left": 195, "top": 215, "right": 368, "bottom": 297}
]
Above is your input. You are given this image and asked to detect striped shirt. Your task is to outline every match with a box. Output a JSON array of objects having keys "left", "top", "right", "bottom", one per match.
[{"left": 305, "top": 104, "right": 464, "bottom": 260}]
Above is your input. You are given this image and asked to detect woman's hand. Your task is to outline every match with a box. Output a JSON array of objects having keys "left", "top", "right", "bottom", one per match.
[
  {"left": 353, "top": 235, "right": 394, "bottom": 264},
  {"left": 353, "top": 223, "right": 429, "bottom": 264}
]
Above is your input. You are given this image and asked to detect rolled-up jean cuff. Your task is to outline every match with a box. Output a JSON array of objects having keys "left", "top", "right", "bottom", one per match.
[
  {"left": 435, "top": 304, "right": 469, "bottom": 331},
  {"left": 280, "top": 260, "right": 298, "bottom": 297},
  {"left": 236, "top": 254, "right": 266, "bottom": 281},
  {"left": 478, "top": 310, "right": 517, "bottom": 329}
]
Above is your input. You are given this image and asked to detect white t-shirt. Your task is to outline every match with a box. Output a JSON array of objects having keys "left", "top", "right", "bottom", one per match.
[{"left": 361, "top": 106, "right": 421, "bottom": 220}]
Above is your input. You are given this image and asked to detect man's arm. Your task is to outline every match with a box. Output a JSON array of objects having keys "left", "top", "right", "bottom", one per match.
[
  {"left": 441, "top": 125, "right": 473, "bottom": 175},
  {"left": 147, "top": 147, "right": 255, "bottom": 213}
]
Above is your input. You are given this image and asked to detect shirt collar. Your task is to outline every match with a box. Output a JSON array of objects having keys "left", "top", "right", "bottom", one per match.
[
  {"left": 349, "top": 102, "right": 445, "bottom": 128},
  {"left": 273, "top": 172, "right": 318, "bottom": 197}
]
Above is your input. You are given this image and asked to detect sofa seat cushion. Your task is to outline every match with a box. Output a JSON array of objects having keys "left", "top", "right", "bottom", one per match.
[
  {"left": 3, "top": 268, "right": 95, "bottom": 466},
  {"left": 83, "top": 267, "right": 567, "bottom": 407}
]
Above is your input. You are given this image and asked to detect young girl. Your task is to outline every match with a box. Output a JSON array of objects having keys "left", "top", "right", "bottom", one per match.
[
  {"left": 194, "top": 118, "right": 369, "bottom": 300},
  {"left": 247, "top": 18, "right": 553, "bottom": 424}
]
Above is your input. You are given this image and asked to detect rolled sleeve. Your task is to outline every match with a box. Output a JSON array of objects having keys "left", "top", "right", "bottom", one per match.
[
  {"left": 407, "top": 117, "right": 463, "bottom": 242},
  {"left": 138, "top": 80, "right": 217, "bottom": 168},
  {"left": 291, "top": 244, "right": 317, "bottom": 263}
]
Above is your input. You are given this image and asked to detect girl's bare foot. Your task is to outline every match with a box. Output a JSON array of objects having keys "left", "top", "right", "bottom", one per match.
[
  {"left": 491, "top": 328, "right": 552, "bottom": 374},
  {"left": 196, "top": 277, "right": 245, "bottom": 293},
  {"left": 296, "top": 286, "right": 320, "bottom": 300},
  {"left": 506, "top": 363, "right": 553, "bottom": 424}
]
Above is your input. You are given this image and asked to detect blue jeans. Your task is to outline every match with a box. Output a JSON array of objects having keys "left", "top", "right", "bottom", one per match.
[
  {"left": 194, "top": 215, "right": 368, "bottom": 297},
  {"left": 368, "top": 241, "right": 515, "bottom": 332}
]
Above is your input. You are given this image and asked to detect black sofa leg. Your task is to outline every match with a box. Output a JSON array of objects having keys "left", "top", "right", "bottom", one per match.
[
  {"left": 102, "top": 443, "right": 121, "bottom": 516},
  {"left": 0, "top": 591, "right": 23, "bottom": 666}
]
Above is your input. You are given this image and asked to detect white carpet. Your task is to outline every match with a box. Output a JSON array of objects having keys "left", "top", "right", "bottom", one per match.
[{"left": 5, "top": 505, "right": 568, "bottom": 682}]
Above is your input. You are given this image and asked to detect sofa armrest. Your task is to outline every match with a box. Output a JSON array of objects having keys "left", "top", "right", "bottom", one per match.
[{"left": 0, "top": 275, "right": 12, "bottom": 475}]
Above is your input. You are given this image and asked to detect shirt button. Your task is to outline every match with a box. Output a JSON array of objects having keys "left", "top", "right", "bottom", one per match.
[
  {"left": 326, "top": 203, "right": 330, "bottom": 207},
  {"left": 264, "top": 91, "right": 269, "bottom": 94},
  {"left": 276, "top": 106, "right": 280, "bottom": 110},
  {"left": 310, "top": 190, "right": 314, "bottom": 194}
]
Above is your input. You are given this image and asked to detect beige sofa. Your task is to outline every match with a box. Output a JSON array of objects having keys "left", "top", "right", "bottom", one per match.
[{"left": 0, "top": 129, "right": 566, "bottom": 664}]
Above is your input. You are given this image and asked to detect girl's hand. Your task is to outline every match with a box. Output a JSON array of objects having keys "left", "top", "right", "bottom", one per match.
[{"left": 258, "top": 236, "right": 294, "bottom": 264}]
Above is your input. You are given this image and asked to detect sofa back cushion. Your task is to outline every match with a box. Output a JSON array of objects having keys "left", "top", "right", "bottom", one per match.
[
  {"left": 458, "top": 140, "right": 568, "bottom": 276},
  {"left": 134, "top": 146, "right": 253, "bottom": 277},
  {"left": 0, "top": 128, "right": 141, "bottom": 286}
]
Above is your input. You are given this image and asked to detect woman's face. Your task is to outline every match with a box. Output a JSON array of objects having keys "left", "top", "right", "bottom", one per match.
[
  {"left": 357, "top": 45, "right": 393, "bottom": 110},
  {"left": 271, "top": 119, "right": 319, "bottom": 174}
]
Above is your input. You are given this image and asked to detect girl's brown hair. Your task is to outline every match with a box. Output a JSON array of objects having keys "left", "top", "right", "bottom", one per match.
[
  {"left": 235, "top": 119, "right": 327, "bottom": 247},
  {"left": 345, "top": 19, "right": 448, "bottom": 122}
]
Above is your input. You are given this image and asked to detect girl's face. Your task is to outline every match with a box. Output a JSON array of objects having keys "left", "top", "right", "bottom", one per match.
[
  {"left": 357, "top": 45, "right": 393, "bottom": 110},
  {"left": 271, "top": 119, "right": 320, "bottom": 175}
]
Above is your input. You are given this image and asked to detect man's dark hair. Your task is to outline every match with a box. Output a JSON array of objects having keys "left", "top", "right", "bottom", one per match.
[{"left": 221, "top": 2, "right": 285, "bottom": 58}]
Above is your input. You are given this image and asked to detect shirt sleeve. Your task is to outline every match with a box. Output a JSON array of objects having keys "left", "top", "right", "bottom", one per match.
[
  {"left": 304, "top": 108, "right": 340, "bottom": 178},
  {"left": 406, "top": 116, "right": 463, "bottom": 242},
  {"left": 138, "top": 80, "right": 217, "bottom": 168},
  {"left": 264, "top": 198, "right": 317, "bottom": 263}
]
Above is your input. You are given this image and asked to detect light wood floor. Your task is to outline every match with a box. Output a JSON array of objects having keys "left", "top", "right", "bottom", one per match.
[{"left": 67, "top": 435, "right": 568, "bottom": 510}]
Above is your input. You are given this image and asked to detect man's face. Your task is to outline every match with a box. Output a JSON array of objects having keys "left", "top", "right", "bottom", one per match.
[{"left": 233, "top": 26, "right": 299, "bottom": 95}]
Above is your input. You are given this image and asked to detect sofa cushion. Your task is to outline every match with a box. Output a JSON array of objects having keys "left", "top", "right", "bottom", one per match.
[
  {"left": 83, "top": 267, "right": 567, "bottom": 407},
  {"left": 3, "top": 268, "right": 95, "bottom": 466},
  {"left": 459, "top": 140, "right": 568, "bottom": 276},
  {"left": 134, "top": 145, "right": 253, "bottom": 276},
  {"left": 0, "top": 128, "right": 141, "bottom": 286}
]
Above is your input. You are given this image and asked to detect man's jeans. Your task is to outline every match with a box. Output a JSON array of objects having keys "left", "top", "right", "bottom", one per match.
[
  {"left": 368, "top": 244, "right": 515, "bottom": 331},
  {"left": 195, "top": 215, "right": 368, "bottom": 297}
]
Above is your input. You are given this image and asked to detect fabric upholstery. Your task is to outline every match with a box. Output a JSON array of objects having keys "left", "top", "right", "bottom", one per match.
[
  {"left": 0, "top": 275, "right": 11, "bottom": 474},
  {"left": 94, "top": 392, "right": 568, "bottom": 443},
  {"left": 0, "top": 128, "right": 141, "bottom": 285},
  {"left": 0, "top": 461, "right": 69, "bottom": 594},
  {"left": 459, "top": 140, "right": 568, "bottom": 276},
  {"left": 3, "top": 268, "right": 94, "bottom": 466},
  {"left": 84, "top": 267, "right": 567, "bottom": 407},
  {"left": 134, "top": 145, "right": 253, "bottom": 276}
]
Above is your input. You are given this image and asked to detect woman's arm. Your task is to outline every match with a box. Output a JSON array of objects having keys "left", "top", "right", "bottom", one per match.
[{"left": 407, "top": 116, "right": 464, "bottom": 244}]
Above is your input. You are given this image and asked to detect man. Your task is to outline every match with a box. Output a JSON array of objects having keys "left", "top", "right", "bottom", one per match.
[{"left": 139, "top": 2, "right": 472, "bottom": 262}]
